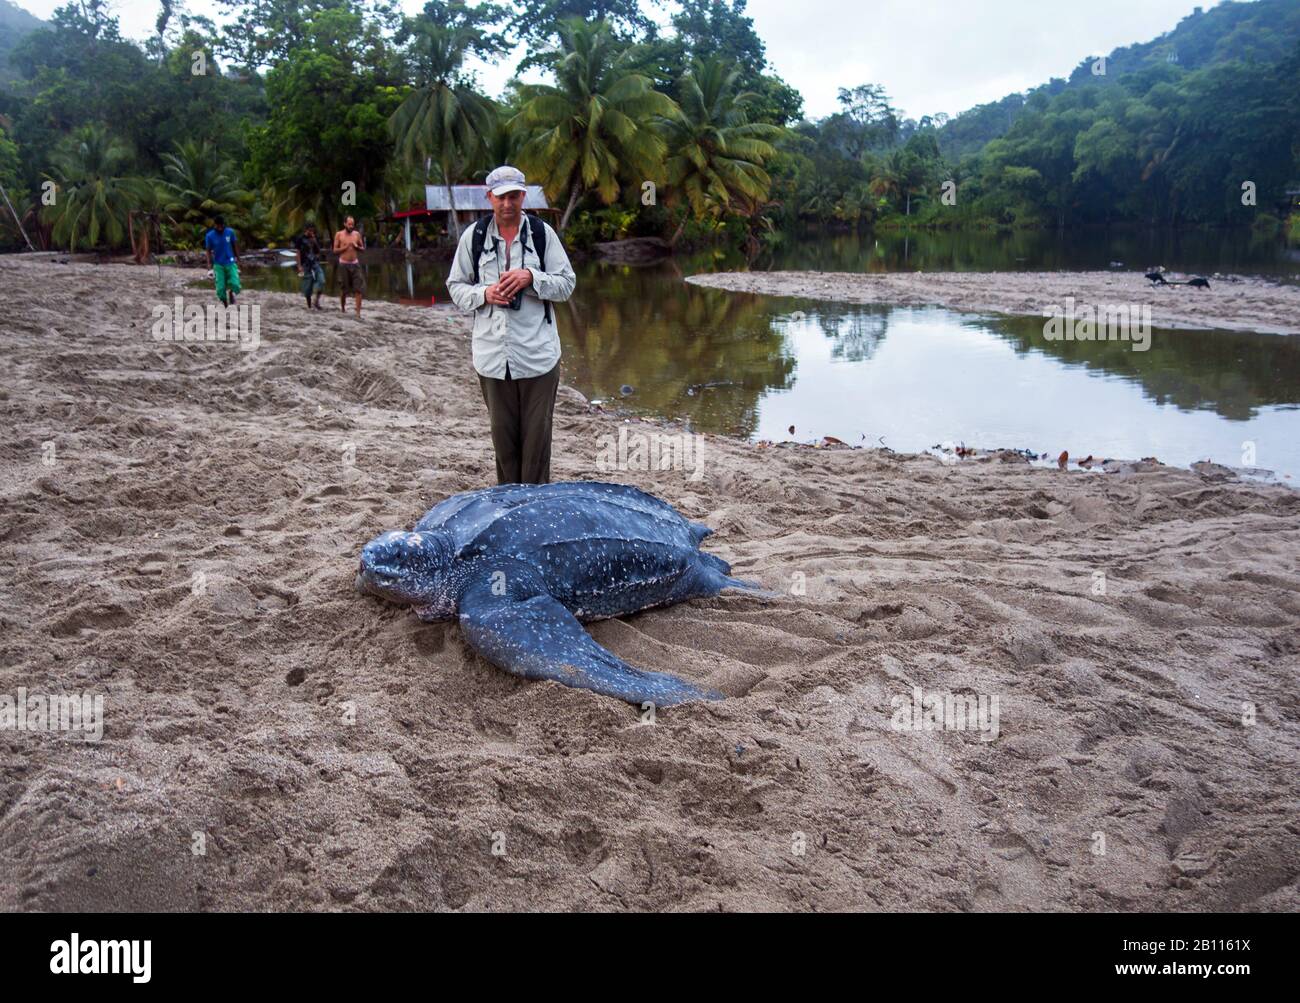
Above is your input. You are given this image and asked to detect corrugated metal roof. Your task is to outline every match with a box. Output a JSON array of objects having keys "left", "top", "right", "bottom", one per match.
[{"left": 424, "top": 184, "right": 551, "bottom": 210}]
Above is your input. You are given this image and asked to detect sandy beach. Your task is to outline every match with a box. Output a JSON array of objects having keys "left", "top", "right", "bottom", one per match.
[
  {"left": 1, "top": 255, "right": 1298, "bottom": 912},
  {"left": 685, "top": 269, "right": 1300, "bottom": 336}
]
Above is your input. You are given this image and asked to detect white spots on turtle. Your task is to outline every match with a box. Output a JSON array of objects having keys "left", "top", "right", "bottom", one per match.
[{"left": 398, "top": 483, "right": 728, "bottom": 702}]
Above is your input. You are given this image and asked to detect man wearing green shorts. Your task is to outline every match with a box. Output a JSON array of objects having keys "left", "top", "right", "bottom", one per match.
[{"left": 203, "top": 215, "right": 241, "bottom": 305}]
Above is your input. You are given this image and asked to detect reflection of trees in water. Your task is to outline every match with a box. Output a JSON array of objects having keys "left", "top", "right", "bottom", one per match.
[
  {"left": 987, "top": 314, "right": 1300, "bottom": 420},
  {"left": 560, "top": 262, "right": 794, "bottom": 437},
  {"left": 799, "top": 307, "right": 889, "bottom": 363},
  {"left": 243, "top": 246, "right": 1300, "bottom": 434},
  {"left": 243, "top": 257, "right": 794, "bottom": 437},
  {"left": 762, "top": 225, "right": 1295, "bottom": 278}
]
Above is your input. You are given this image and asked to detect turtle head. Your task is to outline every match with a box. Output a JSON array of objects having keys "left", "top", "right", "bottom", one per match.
[{"left": 356, "top": 528, "right": 456, "bottom": 618}]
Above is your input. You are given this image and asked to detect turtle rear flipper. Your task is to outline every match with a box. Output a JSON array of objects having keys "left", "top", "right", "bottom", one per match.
[
  {"left": 457, "top": 582, "right": 720, "bottom": 706},
  {"left": 693, "top": 551, "right": 779, "bottom": 598}
]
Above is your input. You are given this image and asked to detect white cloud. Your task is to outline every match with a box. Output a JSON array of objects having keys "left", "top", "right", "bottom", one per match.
[{"left": 744, "top": 0, "right": 1220, "bottom": 119}]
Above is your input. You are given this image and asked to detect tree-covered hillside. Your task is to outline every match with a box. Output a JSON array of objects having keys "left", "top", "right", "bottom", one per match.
[
  {"left": 939, "top": 0, "right": 1300, "bottom": 160},
  {"left": 0, "top": 0, "right": 1296, "bottom": 254},
  {"left": 0, "top": 0, "right": 43, "bottom": 87}
]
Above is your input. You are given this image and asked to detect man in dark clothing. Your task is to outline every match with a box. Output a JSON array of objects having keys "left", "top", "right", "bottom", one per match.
[{"left": 294, "top": 223, "right": 326, "bottom": 310}]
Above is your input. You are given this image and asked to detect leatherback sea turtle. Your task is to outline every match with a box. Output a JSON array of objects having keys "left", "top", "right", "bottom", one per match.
[{"left": 356, "top": 481, "right": 765, "bottom": 705}]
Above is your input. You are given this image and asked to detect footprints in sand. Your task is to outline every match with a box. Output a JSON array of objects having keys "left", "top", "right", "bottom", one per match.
[
  {"left": 132, "top": 554, "right": 172, "bottom": 578},
  {"left": 857, "top": 602, "right": 903, "bottom": 622},
  {"left": 49, "top": 603, "right": 135, "bottom": 638},
  {"left": 561, "top": 822, "right": 608, "bottom": 871},
  {"left": 6, "top": 260, "right": 1299, "bottom": 912}
]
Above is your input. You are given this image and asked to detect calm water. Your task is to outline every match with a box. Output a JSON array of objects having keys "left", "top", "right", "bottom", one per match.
[{"left": 242, "top": 228, "right": 1300, "bottom": 479}]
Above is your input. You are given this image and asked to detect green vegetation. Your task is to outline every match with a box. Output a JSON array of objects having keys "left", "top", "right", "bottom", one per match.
[
  {"left": 389, "top": 2, "right": 507, "bottom": 239},
  {"left": 0, "top": 0, "right": 1296, "bottom": 254},
  {"left": 510, "top": 19, "right": 677, "bottom": 230},
  {"left": 42, "top": 123, "right": 153, "bottom": 250}
]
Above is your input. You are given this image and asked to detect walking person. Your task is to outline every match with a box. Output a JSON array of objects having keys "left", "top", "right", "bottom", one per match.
[
  {"left": 295, "top": 221, "right": 326, "bottom": 310},
  {"left": 333, "top": 215, "right": 365, "bottom": 317},
  {"left": 203, "top": 215, "right": 240, "bottom": 306},
  {"left": 446, "top": 166, "right": 576, "bottom": 484}
]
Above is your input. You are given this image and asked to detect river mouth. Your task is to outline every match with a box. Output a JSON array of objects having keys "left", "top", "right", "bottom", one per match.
[{"left": 237, "top": 228, "right": 1300, "bottom": 481}]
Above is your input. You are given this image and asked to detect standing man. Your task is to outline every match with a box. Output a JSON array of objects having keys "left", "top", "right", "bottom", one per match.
[
  {"left": 447, "top": 166, "right": 576, "bottom": 485},
  {"left": 333, "top": 215, "right": 365, "bottom": 317},
  {"left": 203, "top": 215, "right": 240, "bottom": 306},
  {"left": 295, "top": 221, "right": 326, "bottom": 310}
]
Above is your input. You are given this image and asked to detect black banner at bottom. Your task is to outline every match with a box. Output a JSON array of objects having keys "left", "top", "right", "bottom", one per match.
[{"left": 0, "top": 911, "right": 1288, "bottom": 989}]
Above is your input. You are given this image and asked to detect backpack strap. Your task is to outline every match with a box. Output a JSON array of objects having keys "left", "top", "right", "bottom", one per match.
[
  {"left": 469, "top": 214, "right": 492, "bottom": 285},
  {"left": 472, "top": 214, "right": 556, "bottom": 325},
  {"left": 525, "top": 213, "right": 552, "bottom": 325}
]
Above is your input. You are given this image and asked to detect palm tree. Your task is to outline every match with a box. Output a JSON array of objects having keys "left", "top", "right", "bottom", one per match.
[
  {"left": 867, "top": 151, "right": 903, "bottom": 208},
  {"left": 509, "top": 20, "right": 679, "bottom": 232},
  {"left": 798, "top": 177, "right": 840, "bottom": 220},
  {"left": 42, "top": 124, "right": 148, "bottom": 251},
  {"left": 482, "top": 101, "right": 526, "bottom": 177},
  {"left": 868, "top": 149, "right": 930, "bottom": 215},
  {"left": 834, "top": 182, "right": 875, "bottom": 224},
  {"left": 259, "top": 174, "right": 343, "bottom": 237},
  {"left": 388, "top": 16, "right": 498, "bottom": 241},
  {"left": 127, "top": 182, "right": 169, "bottom": 263},
  {"left": 379, "top": 154, "right": 429, "bottom": 217},
  {"left": 657, "top": 58, "right": 783, "bottom": 245},
  {"left": 158, "top": 139, "right": 249, "bottom": 231}
]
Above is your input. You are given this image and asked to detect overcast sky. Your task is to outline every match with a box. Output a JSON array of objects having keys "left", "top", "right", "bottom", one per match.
[{"left": 17, "top": 0, "right": 1221, "bottom": 120}]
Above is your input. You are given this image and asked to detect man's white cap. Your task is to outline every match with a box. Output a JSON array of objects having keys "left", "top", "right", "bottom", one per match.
[{"left": 485, "top": 165, "right": 527, "bottom": 196}]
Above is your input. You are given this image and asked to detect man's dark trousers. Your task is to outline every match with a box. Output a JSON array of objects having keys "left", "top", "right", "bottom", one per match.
[{"left": 478, "top": 362, "right": 560, "bottom": 484}]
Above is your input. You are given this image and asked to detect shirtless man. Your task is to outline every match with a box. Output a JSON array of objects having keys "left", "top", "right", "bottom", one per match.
[{"left": 333, "top": 216, "right": 365, "bottom": 317}]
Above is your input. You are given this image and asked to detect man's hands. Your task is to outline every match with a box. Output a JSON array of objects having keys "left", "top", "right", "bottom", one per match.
[{"left": 487, "top": 267, "right": 533, "bottom": 305}]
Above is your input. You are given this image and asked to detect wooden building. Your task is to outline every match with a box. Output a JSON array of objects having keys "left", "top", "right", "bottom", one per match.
[{"left": 393, "top": 185, "right": 557, "bottom": 249}]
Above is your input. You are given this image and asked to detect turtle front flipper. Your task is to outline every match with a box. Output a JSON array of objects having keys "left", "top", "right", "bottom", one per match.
[{"left": 457, "top": 578, "right": 721, "bottom": 707}]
